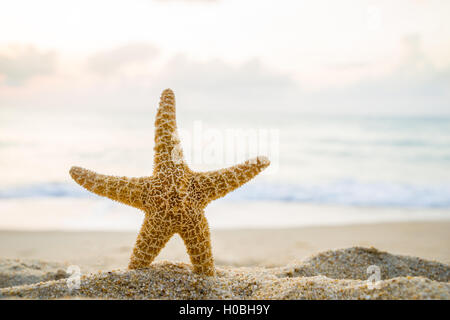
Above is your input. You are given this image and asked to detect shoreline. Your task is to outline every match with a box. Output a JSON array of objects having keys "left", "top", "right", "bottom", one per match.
[{"left": 1, "top": 198, "right": 449, "bottom": 231}]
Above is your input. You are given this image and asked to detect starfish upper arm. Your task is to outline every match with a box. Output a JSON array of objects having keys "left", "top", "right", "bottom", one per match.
[
  {"left": 194, "top": 156, "right": 270, "bottom": 205},
  {"left": 69, "top": 166, "right": 147, "bottom": 209},
  {"left": 153, "top": 89, "right": 185, "bottom": 172}
]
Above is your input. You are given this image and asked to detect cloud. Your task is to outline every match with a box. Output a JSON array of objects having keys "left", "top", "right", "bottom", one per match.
[
  {"left": 309, "top": 34, "right": 450, "bottom": 114},
  {"left": 1, "top": 37, "right": 449, "bottom": 116},
  {"left": 0, "top": 45, "right": 57, "bottom": 86},
  {"left": 155, "top": 55, "right": 297, "bottom": 111},
  {"left": 155, "top": 46, "right": 450, "bottom": 115},
  {"left": 76, "top": 55, "right": 296, "bottom": 112},
  {"left": 20, "top": 54, "right": 295, "bottom": 111},
  {"left": 86, "top": 43, "right": 159, "bottom": 76}
]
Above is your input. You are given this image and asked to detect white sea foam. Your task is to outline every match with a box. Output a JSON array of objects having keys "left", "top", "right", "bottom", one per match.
[{"left": 1, "top": 180, "right": 449, "bottom": 208}]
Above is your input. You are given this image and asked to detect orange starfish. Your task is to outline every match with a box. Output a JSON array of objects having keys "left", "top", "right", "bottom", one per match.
[{"left": 69, "top": 89, "right": 270, "bottom": 275}]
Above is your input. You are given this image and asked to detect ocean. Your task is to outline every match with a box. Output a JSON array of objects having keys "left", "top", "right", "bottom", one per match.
[{"left": 1, "top": 105, "right": 449, "bottom": 230}]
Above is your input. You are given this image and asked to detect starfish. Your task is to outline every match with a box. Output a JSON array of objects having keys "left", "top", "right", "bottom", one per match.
[{"left": 69, "top": 89, "right": 270, "bottom": 275}]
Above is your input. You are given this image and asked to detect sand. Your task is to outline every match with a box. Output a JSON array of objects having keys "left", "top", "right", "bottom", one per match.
[
  {"left": 0, "top": 222, "right": 449, "bottom": 299},
  {"left": 0, "top": 259, "right": 68, "bottom": 288},
  {"left": 0, "top": 247, "right": 449, "bottom": 299}
]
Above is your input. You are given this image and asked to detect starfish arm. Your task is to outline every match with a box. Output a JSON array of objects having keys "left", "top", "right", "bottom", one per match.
[
  {"left": 153, "top": 88, "right": 185, "bottom": 171},
  {"left": 193, "top": 156, "right": 270, "bottom": 204},
  {"left": 128, "top": 216, "right": 174, "bottom": 269},
  {"left": 69, "top": 166, "right": 146, "bottom": 209},
  {"left": 179, "top": 209, "right": 215, "bottom": 275}
]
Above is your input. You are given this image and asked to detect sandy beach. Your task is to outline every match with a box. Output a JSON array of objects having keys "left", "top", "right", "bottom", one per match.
[
  {"left": 0, "top": 221, "right": 449, "bottom": 299},
  {"left": 1, "top": 221, "right": 449, "bottom": 271}
]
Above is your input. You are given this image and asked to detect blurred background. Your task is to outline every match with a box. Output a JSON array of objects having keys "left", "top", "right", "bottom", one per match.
[{"left": 1, "top": 0, "right": 449, "bottom": 231}]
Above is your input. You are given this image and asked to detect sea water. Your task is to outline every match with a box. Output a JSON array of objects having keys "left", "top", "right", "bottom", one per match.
[{"left": 0, "top": 106, "right": 449, "bottom": 230}]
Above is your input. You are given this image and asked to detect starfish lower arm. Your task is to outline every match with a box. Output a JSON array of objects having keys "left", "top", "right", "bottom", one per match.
[
  {"left": 178, "top": 209, "right": 215, "bottom": 275},
  {"left": 128, "top": 215, "right": 173, "bottom": 269}
]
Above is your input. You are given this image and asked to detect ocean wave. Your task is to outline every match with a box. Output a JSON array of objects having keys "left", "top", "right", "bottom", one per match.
[
  {"left": 227, "top": 181, "right": 450, "bottom": 208},
  {"left": 0, "top": 180, "right": 449, "bottom": 208},
  {"left": 0, "top": 183, "right": 91, "bottom": 199}
]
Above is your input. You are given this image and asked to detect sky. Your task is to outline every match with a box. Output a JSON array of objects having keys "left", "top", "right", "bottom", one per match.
[{"left": 0, "top": 0, "right": 449, "bottom": 115}]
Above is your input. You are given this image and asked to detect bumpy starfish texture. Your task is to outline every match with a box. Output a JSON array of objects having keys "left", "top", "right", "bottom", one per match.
[{"left": 69, "top": 89, "right": 270, "bottom": 275}]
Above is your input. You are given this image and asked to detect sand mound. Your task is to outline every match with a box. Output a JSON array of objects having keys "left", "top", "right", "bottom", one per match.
[
  {"left": 0, "top": 258, "right": 68, "bottom": 289},
  {"left": 1, "top": 247, "right": 449, "bottom": 300},
  {"left": 276, "top": 247, "right": 450, "bottom": 282}
]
